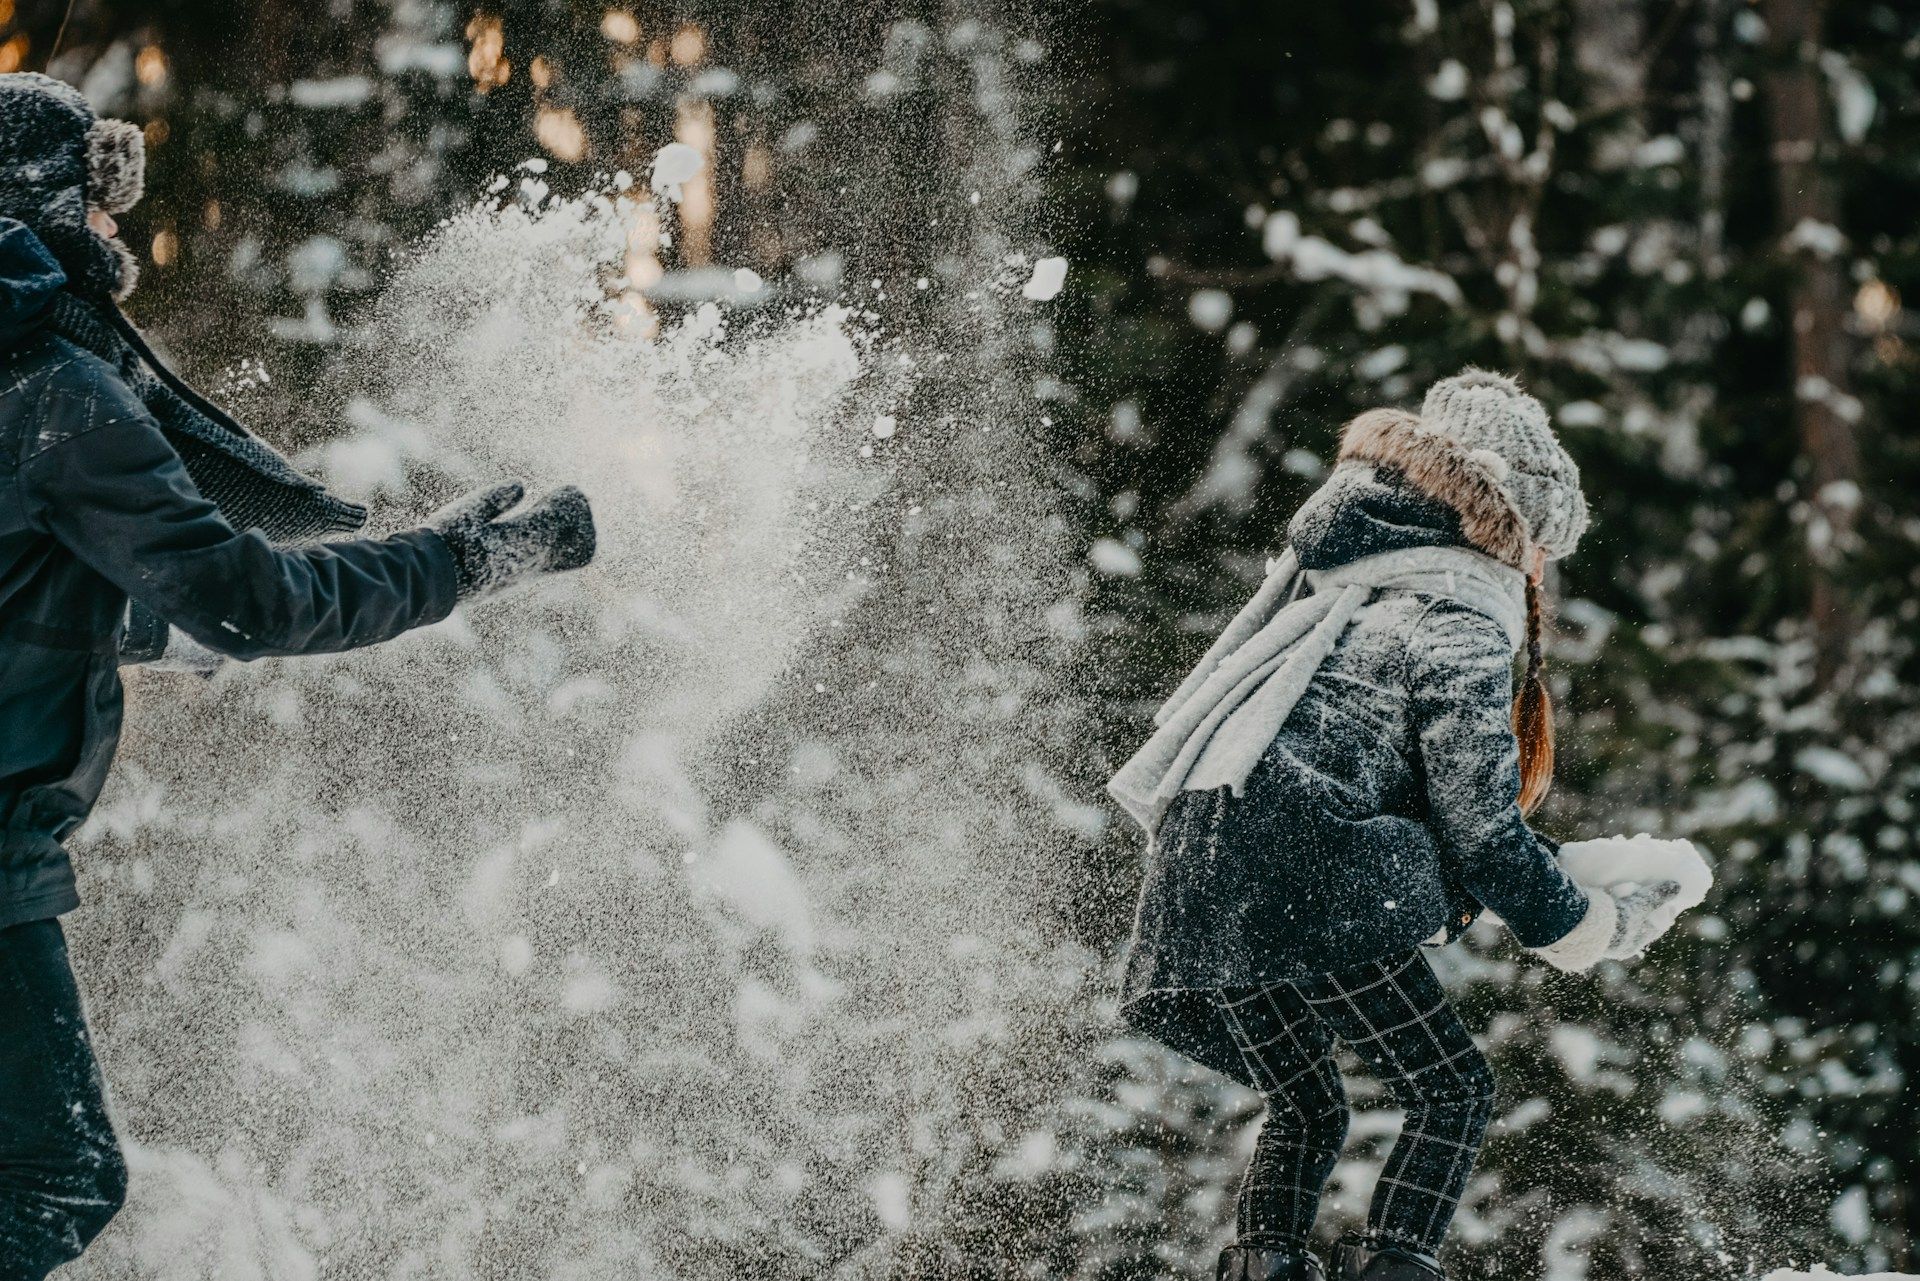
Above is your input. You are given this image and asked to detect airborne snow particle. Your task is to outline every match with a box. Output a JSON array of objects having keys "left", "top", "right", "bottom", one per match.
[
  {"left": 1187, "top": 288, "right": 1232, "bottom": 332},
  {"left": 1021, "top": 256, "right": 1068, "bottom": 302},
  {"left": 873, "top": 416, "right": 898, "bottom": 439},
  {"left": 650, "top": 142, "right": 705, "bottom": 201},
  {"left": 1089, "top": 537, "right": 1141, "bottom": 578},
  {"left": 732, "top": 268, "right": 764, "bottom": 294}
]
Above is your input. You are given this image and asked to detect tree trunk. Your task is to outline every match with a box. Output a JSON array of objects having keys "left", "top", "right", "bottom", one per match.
[{"left": 1759, "top": 0, "right": 1860, "bottom": 689}]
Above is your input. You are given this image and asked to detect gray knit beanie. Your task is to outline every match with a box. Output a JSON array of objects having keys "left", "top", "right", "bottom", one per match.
[{"left": 1418, "top": 368, "right": 1588, "bottom": 561}]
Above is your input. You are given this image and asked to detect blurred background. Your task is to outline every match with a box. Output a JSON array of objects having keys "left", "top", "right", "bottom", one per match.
[{"left": 1, "top": 0, "right": 1915, "bottom": 1277}]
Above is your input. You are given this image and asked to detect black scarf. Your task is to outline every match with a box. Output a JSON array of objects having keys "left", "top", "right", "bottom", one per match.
[{"left": 40, "top": 292, "right": 368, "bottom": 545}]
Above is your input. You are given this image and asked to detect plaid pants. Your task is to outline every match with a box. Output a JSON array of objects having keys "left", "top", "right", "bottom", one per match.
[{"left": 1210, "top": 950, "right": 1495, "bottom": 1253}]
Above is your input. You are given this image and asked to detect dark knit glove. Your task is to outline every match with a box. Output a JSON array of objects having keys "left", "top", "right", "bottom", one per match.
[{"left": 424, "top": 482, "right": 597, "bottom": 601}]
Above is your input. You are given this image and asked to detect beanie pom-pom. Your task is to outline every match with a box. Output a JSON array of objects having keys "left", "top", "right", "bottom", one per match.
[{"left": 1436, "top": 366, "right": 1526, "bottom": 397}]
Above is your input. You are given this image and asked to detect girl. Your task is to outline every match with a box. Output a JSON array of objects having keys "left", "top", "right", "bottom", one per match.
[{"left": 1108, "top": 371, "right": 1681, "bottom": 1281}]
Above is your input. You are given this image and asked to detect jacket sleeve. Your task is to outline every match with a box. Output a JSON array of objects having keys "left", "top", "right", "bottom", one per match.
[
  {"left": 20, "top": 367, "right": 459, "bottom": 661},
  {"left": 1406, "top": 598, "right": 1592, "bottom": 948}
]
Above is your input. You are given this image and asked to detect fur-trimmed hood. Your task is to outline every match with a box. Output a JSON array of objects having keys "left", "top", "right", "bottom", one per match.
[
  {"left": 1335, "top": 407, "right": 1536, "bottom": 570},
  {"left": 1287, "top": 460, "right": 1475, "bottom": 571},
  {"left": 0, "top": 73, "right": 145, "bottom": 301}
]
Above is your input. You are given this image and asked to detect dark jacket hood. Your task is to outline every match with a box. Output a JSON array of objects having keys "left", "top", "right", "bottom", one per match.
[
  {"left": 0, "top": 219, "right": 65, "bottom": 349},
  {"left": 1287, "top": 462, "right": 1471, "bottom": 571}
]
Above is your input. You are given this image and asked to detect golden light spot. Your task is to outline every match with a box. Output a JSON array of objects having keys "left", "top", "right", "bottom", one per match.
[
  {"left": 646, "top": 38, "right": 667, "bottom": 68},
  {"left": 203, "top": 200, "right": 222, "bottom": 230},
  {"left": 0, "top": 34, "right": 28, "bottom": 75},
  {"left": 529, "top": 55, "right": 553, "bottom": 89},
  {"left": 741, "top": 144, "right": 771, "bottom": 190},
  {"left": 599, "top": 11, "right": 640, "bottom": 44},
  {"left": 0, "top": 1, "right": 15, "bottom": 26},
  {"left": 535, "top": 106, "right": 587, "bottom": 162},
  {"left": 143, "top": 119, "right": 170, "bottom": 146},
  {"left": 1854, "top": 279, "right": 1900, "bottom": 333},
  {"left": 625, "top": 205, "right": 663, "bottom": 297},
  {"left": 674, "top": 100, "right": 716, "bottom": 267},
  {"left": 150, "top": 229, "right": 178, "bottom": 267},
  {"left": 465, "top": 15, "right": 510, "bottom": 93},
  {"left": 669, "top": 23, "right": 706, "bottom": 66},
  {"left": 134, "top": 45, "right": 168, "bottom": 88}
]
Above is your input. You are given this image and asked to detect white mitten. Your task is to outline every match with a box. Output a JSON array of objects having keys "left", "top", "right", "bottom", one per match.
[
  {"left": 1529, "top": 887, "right": 1616, "bottom": 973},
  {"left": 1604, "top": 880, "right": 1685, "bottom": 961}
]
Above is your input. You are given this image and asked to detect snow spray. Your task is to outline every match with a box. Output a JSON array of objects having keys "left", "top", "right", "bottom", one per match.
[{"left": 65, "top": 15, "right": 1097, "bottom": 1280}]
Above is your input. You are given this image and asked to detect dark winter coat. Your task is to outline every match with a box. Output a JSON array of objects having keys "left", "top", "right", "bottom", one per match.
[
  {"left": 0, "top": 220, "right": 458, "bottom": 929},
  {"left": 1118, "top": 464, "right": 1591, "bottom": 1088}
]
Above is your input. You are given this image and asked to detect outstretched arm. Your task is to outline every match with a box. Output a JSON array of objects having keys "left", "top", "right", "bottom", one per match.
[
  {"left": 22, "top": 379, "right": 457, "bottom": 660},
  {"left": 1408, "top": 599, "right": 1612, "bottom": 968}
]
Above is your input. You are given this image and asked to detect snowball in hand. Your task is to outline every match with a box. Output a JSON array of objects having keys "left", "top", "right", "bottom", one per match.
[
  {"left": 650, "top": 142, "right": 705, "bottom": 202},
  {"left": 1021, "top": 256, "right": 1068, "bottom": 301},
  {"left": 1558, "top": 834, "right": 1713, "bottom": 948}
]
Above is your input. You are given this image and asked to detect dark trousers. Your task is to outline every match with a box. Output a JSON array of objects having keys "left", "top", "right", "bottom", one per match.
[
  {"left": 1211, "top": 950, "right": 1494, "bottom": 1254},
  {"left": 0, "top": 919, "right": 127, "bottom": 1280}
]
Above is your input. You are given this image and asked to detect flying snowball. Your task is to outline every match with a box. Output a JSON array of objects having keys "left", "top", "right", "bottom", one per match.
[
  {"left": 1556, "top": 834, "right": 1712, "bottom": 909},
  {"left": 1021, "top": 256, "right": 1068, "bottom": 302},
  {"left": 873, "top": 415, "right": 897, "bottom": 439},
  {"left": 733, "top": 268, "right": 764, "bottom": 295},
  {"left": 650, "top": 142, "right": 705, "bottom": 202}
]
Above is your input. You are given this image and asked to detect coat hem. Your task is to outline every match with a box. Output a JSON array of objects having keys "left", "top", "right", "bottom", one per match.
[{"left": 0, "top": 881, "right": 80, "bottom": 931}]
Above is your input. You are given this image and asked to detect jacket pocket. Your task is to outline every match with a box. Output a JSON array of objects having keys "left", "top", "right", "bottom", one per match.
[{"left": 1, "top": 629, "right": 125, "bottom": 841}]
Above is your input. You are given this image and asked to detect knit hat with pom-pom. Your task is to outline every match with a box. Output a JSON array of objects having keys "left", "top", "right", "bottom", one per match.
[
  {"left": 1418, "top": 369, "right": 1587, "bottom": 561},
  {"left": 1336, "top": 368, "right": 1588, "bottom": 568}
]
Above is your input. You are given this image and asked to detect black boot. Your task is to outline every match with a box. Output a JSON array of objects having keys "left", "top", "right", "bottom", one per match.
[
  {"left": 1217, "top": 1243, "right": 1329, "bottom": 1281},
  {"left": 1331, "top": 1234, "right": 1445, "bottom": 1281}
]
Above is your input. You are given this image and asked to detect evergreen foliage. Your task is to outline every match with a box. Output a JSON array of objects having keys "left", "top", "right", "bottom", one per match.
[{"left": 0, "top": 0, "right": 1913, "bottom": 1274}]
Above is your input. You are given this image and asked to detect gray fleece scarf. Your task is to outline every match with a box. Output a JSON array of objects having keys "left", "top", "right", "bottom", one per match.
[{"left": 1107, "top": 544, "right": 1526, "bottom": 838}]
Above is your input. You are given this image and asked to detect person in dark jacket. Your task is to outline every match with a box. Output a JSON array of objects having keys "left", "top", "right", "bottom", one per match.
[
  {"left": 1107, "top": 371, "right": 1685, "bottom": 1281},
  {"left": 0, "top": 72, "right": 597, "bottom": 1277}
]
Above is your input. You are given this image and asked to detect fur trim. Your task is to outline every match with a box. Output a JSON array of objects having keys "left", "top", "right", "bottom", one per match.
[
  {"left": 85, "top": 119, "right": 145, "bottom": 214},
  {"left": 102, "top": 232, "right": 139, "bottom": 301},
  {"left": 1336, "top": 408, "right": 1533, "bottom": 570},
  {"left": 1530, "top": 888, "right": 1617, "bottom": 973}
]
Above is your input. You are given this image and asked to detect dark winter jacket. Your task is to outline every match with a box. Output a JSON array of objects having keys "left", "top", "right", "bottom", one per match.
[
  {"left": 0, "top": 220, "right": 458, "bottom": 928},
  {"left": 1118, "top": 464, "right": 1591, "bottom": 1088}
]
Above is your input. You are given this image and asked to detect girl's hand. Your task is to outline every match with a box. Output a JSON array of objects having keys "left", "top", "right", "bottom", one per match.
[{"left": 1603, "top": 880, "right": 1684, "bottom": 961}]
